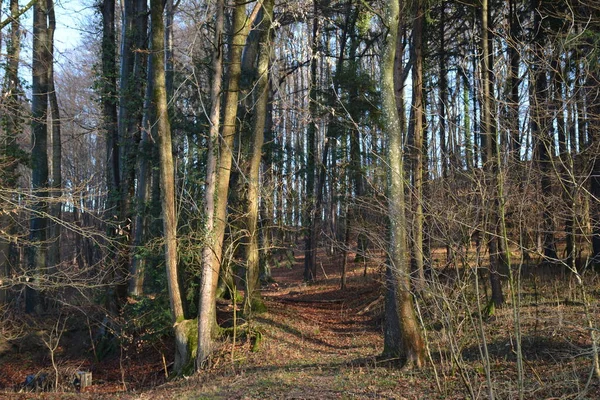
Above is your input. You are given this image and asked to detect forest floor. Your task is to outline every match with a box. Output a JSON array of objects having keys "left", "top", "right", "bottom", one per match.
[{"left": 1, "top": 248, "right": 600, "bottom": 399}]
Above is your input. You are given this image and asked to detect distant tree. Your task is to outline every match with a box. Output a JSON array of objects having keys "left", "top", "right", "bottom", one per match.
[
  {"left": 479, "top": 0, "right": 504, "bottom": 307},
  {"left": 47, "top": 0, "right": 62, "bottom": 274},
  {"left": 1, "top": 0, "right": 26, "bottom": 305}
]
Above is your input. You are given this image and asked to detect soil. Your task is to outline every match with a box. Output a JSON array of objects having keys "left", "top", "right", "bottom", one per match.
[{"left": 1, "top": 249, "right": 600, "bottom": 399}]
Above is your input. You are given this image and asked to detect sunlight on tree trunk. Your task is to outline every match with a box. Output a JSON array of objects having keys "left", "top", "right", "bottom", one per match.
[{"left": 381, "top": 0, "right": 425, "bottom": 368}]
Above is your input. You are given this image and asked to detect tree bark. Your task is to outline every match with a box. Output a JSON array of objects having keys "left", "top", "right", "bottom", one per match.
[
  {"left": 410, "top": 0, "right": 426, "bottom": 292},
  {"left": 129, "top": 0, "right": 151, "bottom": 297},
  {"left": 481, "top": 0, "right": 504, "bottom": 307},
  {"left": 150, "top": 0, "right": 184, "bottom": 322},
  {"left": 197, "top": 0, "right": 257, "bottom": 368},
  {"left": 244, "top": 0, "right": 274, "bottom": 315},
  {"left": 27, "top": 0, "right": 50, "bottom": 314},
  {"left": 533, "top": 0, "right": 558, "bottom": 262},
  {"left": 304, "top": 0, "right": 319, "bottom": 281},
  {"left": 100, "top": 0, "right": 120, "bottom": 314},
  {"left": 0, "top": 0, "right": 24, "bottom": 305},
  {"left": 47, "top": 0, "right": 62, "bottom": 275},
  {"left": 381, "top": 0, "right": 425, "bottom": 368}
]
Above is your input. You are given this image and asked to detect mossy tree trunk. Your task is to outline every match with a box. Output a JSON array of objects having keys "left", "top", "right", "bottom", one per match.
[
  {"left": 197, "top": 0, "right": 257, "bottom": 368},
  {"left": 150, "top": 0, "right": 187, "bottom": 372},
  {"left": 381, "top": 0, "right": 425, "bottom": 368},
  {"left": 244, "top": 0, "right": 274, "bottom": 315}
]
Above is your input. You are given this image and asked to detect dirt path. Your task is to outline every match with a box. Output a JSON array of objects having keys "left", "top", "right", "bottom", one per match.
[
  {"left": 0, "top": 253, "right": 440, "bottom": 399},
  {"left": 144, "top": 254, "right": 440, "bottom": 400}
]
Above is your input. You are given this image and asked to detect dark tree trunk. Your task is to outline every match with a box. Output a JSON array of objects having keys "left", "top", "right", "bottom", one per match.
[{"left": 27, "top": 0, "right": 50, "bottom": 314}]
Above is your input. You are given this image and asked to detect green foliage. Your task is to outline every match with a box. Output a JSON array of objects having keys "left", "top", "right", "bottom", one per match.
[{"left": 356, "top": 11, "right": 373, "bottom": 37}]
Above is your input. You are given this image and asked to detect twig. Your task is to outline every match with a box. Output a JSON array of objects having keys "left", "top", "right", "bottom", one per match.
[{"left": 357, "top": 295, "right": 384, "bottom": 316}]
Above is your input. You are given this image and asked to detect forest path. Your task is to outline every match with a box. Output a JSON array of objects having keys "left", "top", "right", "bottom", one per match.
[{"left": 148, "top": 251, "right": 440, "bottom": 399}]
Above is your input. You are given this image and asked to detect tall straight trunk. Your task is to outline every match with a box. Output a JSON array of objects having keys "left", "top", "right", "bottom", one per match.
[
  {"left": 197, "top": 0, "right": 257, "bottom": 367},
  {"left": 259, "top": 84, "right": 275, "bottom": 282},
  {"left": 117, "top": 0, "right": 146, "bottom": 303},
  {"left": 590, "top": 70, "right": 600, "bottom": 265},
  {"left": 197, "top": 0, "right": 224, "bottom": 368},
  {"left": 130, "top": 51, "right": 153, "bottom": 296},
  {"left": 508, "top": 0, "right": 521, "bottom": 158},
  {"left": 0, "top": 0, "right": 23, "bottom": 304},
  {"left": 244, "top": 0, "right": 274, "bottom": 314},
  {"left": 481, "top": 0, "right": 504, "bottom": 307},
  {"left": 463, "top": 75, "right": 473, "bottom": 171},
  {"left": 304, "top": 0, "right": 319, "bottom": 281},
  {"left": 410, "top": 0, "right": 426, "bottom": 292},
  {"left": 382, "top": 0, "right": 425, "bottom": 368},
  {"left": 47, "top": 0, "right": 62, "bottom": 273},
  {"left": 150, "top": 0, "right": 189, "bottom": 373},
  {"left": 129, "top": 0, "right": 151, "bottom": 296},
  {"left": 101, "top": 0, "right": 120, "bottom": 313},
  {"left": 27, "top": 0, "right": 50, "bottom": 314},
  {"left": 164, "top": 0, "right": 174, "bottom": 98},
  {"left": 150, "top": 0, "right": 183, "bottom": 322},
  {"left": 439, "top": 1, "right": 448, "bottom": 178},
  {"left": 531, "top": 0, "right": 557, "bottom": 262}
]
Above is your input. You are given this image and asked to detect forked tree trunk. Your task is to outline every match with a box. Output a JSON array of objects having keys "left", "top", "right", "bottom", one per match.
[{"left": 197, "top": 0, "right": 258, "bottom": 368}]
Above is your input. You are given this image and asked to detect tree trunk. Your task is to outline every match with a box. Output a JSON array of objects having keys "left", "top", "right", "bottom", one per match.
[
  {"left": 47, "top": 0, "right": 62, "bottom": 275},
  {"left": 150, "top": 0, "right": 189, "bottom": 373},
  {"left": 531, "top": 0, "right": 557, "bottom": 263},
  {"left": 100, "top": 0, "right": 120, "bottom": 314},
  {"left": 129, "top": 0, "right": 151, "bottom": 297},
  {"left": 304, "top": 0, "right": 319, "bottom": 281},
  {"left": 0, "top": 0, "right": 23, "bottom": 305},
  {"left": 381, "top": 0, "right": 425, "bottom": 368},
  {"left": 197, "top": 0, "right": 257, "bottom": 368},
  {"left": 244, "top": 0, "right": 274, "bottom": 315},
  {"left": 481, "top": 0, "right": 504, "bottom": 307},
  {"left": 410, "top": 0, "right": 426, "bottom": 292},
  {"left": 27, "top": 0, "right": 50, "bottom": 314}
]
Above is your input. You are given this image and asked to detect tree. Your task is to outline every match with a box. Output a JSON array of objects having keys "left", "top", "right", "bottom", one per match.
[
  {"left": 150, "top": 0, "right": 185, "bottom": 364},
  {"left": 47, "top": 0, "right": 62, "bottom": 275},
  {"left": 1, "top": 0, "right": 26, "bottom": 305},
  {"left": 480, "top": 0, "right": 504, "bottom": 307},
  {"left": 99, "top": 0, "right": 120, "bottom": 313},
  {"left": 381, "top": 0, "right": 425, "bottom": 368},
  {"left": 304, "top": 0, "right": 320, "bottom": 282},
  {"left": 197, "top": 0, "right": 259, "bottom": 368},
  {"left": 27, "top": 0, "right": 51, "bottom": 314},
  {"left": 243, "top": 0, "right": 274, "bottom": 314},
  {"left": 409, "top": 0, "right": 426, "bottom": 292}
]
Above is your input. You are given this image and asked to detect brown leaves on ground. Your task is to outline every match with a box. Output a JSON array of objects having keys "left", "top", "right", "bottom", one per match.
[{"left": 2, "top": 250, "right": 600, "bottom": 399}]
